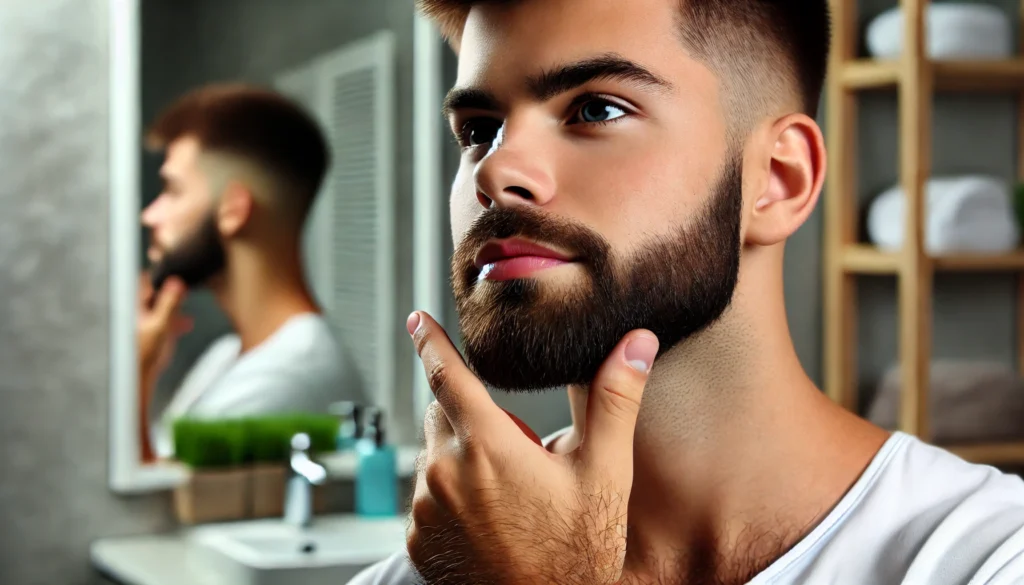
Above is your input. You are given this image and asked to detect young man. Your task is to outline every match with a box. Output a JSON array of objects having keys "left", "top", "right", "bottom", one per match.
[
  {"left": 138, "top": 84, "right": 363, "bottom": 461},
  {"left": 349, "top": 0, "right": 1024, "bottom": 583}
]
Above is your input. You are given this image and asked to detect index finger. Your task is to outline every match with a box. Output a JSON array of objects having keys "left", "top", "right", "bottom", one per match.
[{"left": 407, "top": 311, "right": 504, "bottom": 437}]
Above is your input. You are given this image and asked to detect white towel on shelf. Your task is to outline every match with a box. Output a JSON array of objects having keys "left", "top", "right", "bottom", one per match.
[
  {"left": 866, "top": 3, "right": 1011, "bottom": 60},
  {"left": 867, "top": 360, "right": 1024, "bottom": 444},
  {"left": 866, "top": 176, "right": 1020, "bottom": 255}
]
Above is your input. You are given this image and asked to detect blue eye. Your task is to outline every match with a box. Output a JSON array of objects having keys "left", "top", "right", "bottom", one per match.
[{"left": 577, "top": 100, "right": 627, "bottom": 124}]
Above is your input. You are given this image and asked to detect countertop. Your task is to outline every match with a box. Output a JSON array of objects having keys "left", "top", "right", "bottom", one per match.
[
  {"left": 92, "top": 534, "right": 196, "bottom": 585},
  {"left": 91, "top": 515, "right": 408, "bottom": 585},
  {"left": 93, "top": 447, "right": 418, "bottom": 584}
]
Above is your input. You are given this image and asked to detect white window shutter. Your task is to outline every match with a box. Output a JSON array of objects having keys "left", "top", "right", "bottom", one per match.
[
  {"left": 274, "top": 66, "right": 331, "bottom": 297},
  {"left": 275, "top": 32, "right": 397, "bottom": 416}
]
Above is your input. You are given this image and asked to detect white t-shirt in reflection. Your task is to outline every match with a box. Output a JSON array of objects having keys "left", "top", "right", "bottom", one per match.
[
  {"left": 347, "top": 431, "right": 1024, "bottom": 585},
  {"left": 151, "top": 313, "right": 362, "bottom": 459}
]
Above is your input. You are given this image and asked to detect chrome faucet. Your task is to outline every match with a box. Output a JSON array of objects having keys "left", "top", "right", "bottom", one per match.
[{"left": 284, "top": 432, "right": 328, "bottom": 528}]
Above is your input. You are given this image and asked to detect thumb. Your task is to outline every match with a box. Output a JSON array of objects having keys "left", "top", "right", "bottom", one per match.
[
  {"left": 577, "top": 330, "right": 659, "bottom": 478},
  {"left": 152, "top": 278, "right": 186, "bottom": 323}
]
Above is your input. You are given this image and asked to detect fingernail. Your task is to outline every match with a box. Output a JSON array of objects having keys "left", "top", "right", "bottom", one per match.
[
  {"left": 406, "top": 312, "right": 421, "bottom": 336},
  {"left": 624, "top": 334, "right": 659, "bottom": 373}
]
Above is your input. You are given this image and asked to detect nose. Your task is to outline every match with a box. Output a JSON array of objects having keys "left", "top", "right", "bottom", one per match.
[
  {"left": 140, "top": 200, "right": 158, "bottom": 228},
  {"left": 473, "top": 125, "right": 556, "bottom": 210},
  {"left": 141, "top": 195, "right": 168, "bottom": 230}
]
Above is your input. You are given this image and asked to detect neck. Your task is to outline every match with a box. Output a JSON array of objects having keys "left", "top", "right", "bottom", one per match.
[
  {"left": 566, "top": 249, "right": 889, "bottom": 582},
  {"left": 210, "top": 242, "right": 319, "bottom": 352}
]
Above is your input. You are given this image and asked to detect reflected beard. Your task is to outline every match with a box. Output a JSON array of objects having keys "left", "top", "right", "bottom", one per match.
[
  {"left": 451, "top": 158, "right": 743, "bottom": 393},
  {"left": 150, "top": 212, "right": 226, "bottom": 292}
]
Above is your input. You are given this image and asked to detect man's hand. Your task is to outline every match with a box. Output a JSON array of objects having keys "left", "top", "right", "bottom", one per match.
[
  {"left": 138, "top": 273, "right": 191, "bottom": 384},
  {"left": 405, "top": 311, "right": 659, "bottom": 585}
]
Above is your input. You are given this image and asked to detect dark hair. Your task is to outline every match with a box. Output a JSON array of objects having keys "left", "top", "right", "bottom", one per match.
[
  {"left": 417, "top": 0, "right": 831, "bottom": 118},
  {"left": 146, "top": 83, "right": 329, "bottom": 215}
]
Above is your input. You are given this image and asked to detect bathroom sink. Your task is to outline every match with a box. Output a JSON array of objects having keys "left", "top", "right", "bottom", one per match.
[{"left": 185, "top": 515, "right": 408, "bottom": 585}]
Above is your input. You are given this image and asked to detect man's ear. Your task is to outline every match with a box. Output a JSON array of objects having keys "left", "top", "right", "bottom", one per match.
[
  {"left": 216, "top": 180, "right": 254, "bottom": 238},
  {"left": 744, "top": 114, "right": 827, "bottom": 246}
]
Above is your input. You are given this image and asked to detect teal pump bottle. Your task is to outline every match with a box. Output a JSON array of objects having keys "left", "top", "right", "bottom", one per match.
[
  {"left": 330, "top": 401, "right": 362, "bottom": 452},
  {"left": 355, "top": 408, "right": 399, "bottom": 517}
]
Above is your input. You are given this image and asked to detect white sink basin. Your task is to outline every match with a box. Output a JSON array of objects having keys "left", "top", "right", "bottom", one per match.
[{"left": 186, "top": 515, "right": 407, "bottom": 585}]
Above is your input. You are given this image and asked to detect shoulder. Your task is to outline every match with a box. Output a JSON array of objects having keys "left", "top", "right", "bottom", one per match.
[
  {"left": 195, "top": 333, "right": 242, "bottom": 364},
  {"left": 813, "top": 433, "right": 1024, "bottom": 583},
  {"left": 235, "top": 313, "right": 348, "bottom": 375},
  {"left": 884, "top": 433, "right": 1024, "bottom": 506},
  {"left": 864, "top": 433, "right": 1024, "bottom": 540},
  {"left": 894, "top": 435, "right": 1024, "bottom": 582},
  {"left": 263, "top": 313, "right": 340, "bottom": 355},
  {"left": 192, "top": 316, "right": 363, "bottom": 415},
  {"left": 260, "top": 314, "right": 357, "bottom": 373},
  {"left": 347, "top": 552, "right": 418, "bottom": 585}
]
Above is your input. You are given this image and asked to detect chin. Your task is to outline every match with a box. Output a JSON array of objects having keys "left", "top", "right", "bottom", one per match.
[
  {"left": 468, "top": 352, "right": 598, "bottom": 394},
  {"left": 457, "top": 287, "right": 611, "bottom": 393}
]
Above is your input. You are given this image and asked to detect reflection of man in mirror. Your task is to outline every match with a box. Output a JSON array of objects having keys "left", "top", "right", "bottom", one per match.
[{"left": 137, "top": 84, "right": 362, "bottom": 462}]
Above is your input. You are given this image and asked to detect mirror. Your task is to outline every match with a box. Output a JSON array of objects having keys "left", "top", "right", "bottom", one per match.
[{"left": 109, "top": 0, "right": 445, "bottom": 493}]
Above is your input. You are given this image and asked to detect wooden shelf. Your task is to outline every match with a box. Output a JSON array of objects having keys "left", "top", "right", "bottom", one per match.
[
  {"left": 842, "top": 245, "right": 901, "bottom": 273},
  {"left": 841, "top": 59, "right": 1024, "bottom": 92},
  {"left": 841, "top": 244, "right": 1024, "bottom": 274},
  {"left": 824, "top": 2, "right": 1024, "bottom": 465},
  {"left": 945, "top": 442, "right": 1024, "bottom": 466},
  {"left": 841, "top": 59, "right": 900, "bottom": 89}
]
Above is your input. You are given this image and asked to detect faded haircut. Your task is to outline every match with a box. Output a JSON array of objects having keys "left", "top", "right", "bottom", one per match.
[
  {"left": 417, "top": 0, "right": 831, "bottom": 128},
  {"left": 146, "top": 83, "right": 329, "bottom": 221}
]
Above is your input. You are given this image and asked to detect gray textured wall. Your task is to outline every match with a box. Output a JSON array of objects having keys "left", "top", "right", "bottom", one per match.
[{"left": 0, "top": 1, "right": 175, "bottom": 584}]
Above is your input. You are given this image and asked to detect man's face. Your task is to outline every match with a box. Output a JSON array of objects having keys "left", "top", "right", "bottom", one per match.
[
  {"left": 141, "top": 136, "right": 225, "bottom": 290},
  {"left": 448, "top": 0, "right": 744, "bottom": 392}
]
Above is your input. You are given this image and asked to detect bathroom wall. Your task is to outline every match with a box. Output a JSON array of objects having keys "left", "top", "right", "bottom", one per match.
[{"left": 0, "top": 1, "right": 175, "bottom": 584}]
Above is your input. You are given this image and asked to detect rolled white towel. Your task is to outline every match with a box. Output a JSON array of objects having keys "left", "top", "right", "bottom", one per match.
[
  {"left": 866, "top": 176, "right": 1020, "bottom": 255},
  {"left": 867, "top": 360, "right": 1024, "bottom": 444},
  {"left": 866, "top": 3, "right": 1012, "bottom": 60}
]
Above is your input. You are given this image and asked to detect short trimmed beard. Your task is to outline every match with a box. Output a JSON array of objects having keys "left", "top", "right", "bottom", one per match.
[{"left": 451, "top": 156, "right": 743, "bottom": 392}]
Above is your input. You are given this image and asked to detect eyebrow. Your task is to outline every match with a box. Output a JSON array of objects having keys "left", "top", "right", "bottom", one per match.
[
  {"left": 442, "top": 54, "right": 672, "bottom": 118},
  {"left": 529, "top": 54, "right": 673, "bottom": 101},
  {"left": 442, "top": 88, "right": 501, "bottom": 119}
]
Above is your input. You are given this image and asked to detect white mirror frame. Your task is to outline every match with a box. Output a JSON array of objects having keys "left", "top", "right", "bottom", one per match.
[
  {"left": 412, "top": 14, "right": 446, "bottom": 432},
  {"left": 107, "top": 0, "right": 448, "bottom": 494},
  {"left": 108, "top": 0, "right": 186, "bottom": 494}
]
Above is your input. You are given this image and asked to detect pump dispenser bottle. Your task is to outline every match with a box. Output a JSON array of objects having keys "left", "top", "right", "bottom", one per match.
[{"left": 355, "top": 407, "right": 399, "bottom": 517}]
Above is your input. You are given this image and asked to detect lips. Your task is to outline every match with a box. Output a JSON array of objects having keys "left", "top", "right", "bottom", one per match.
[{"left": 473, "top": 238, "right": 575, "bottom": 281}]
